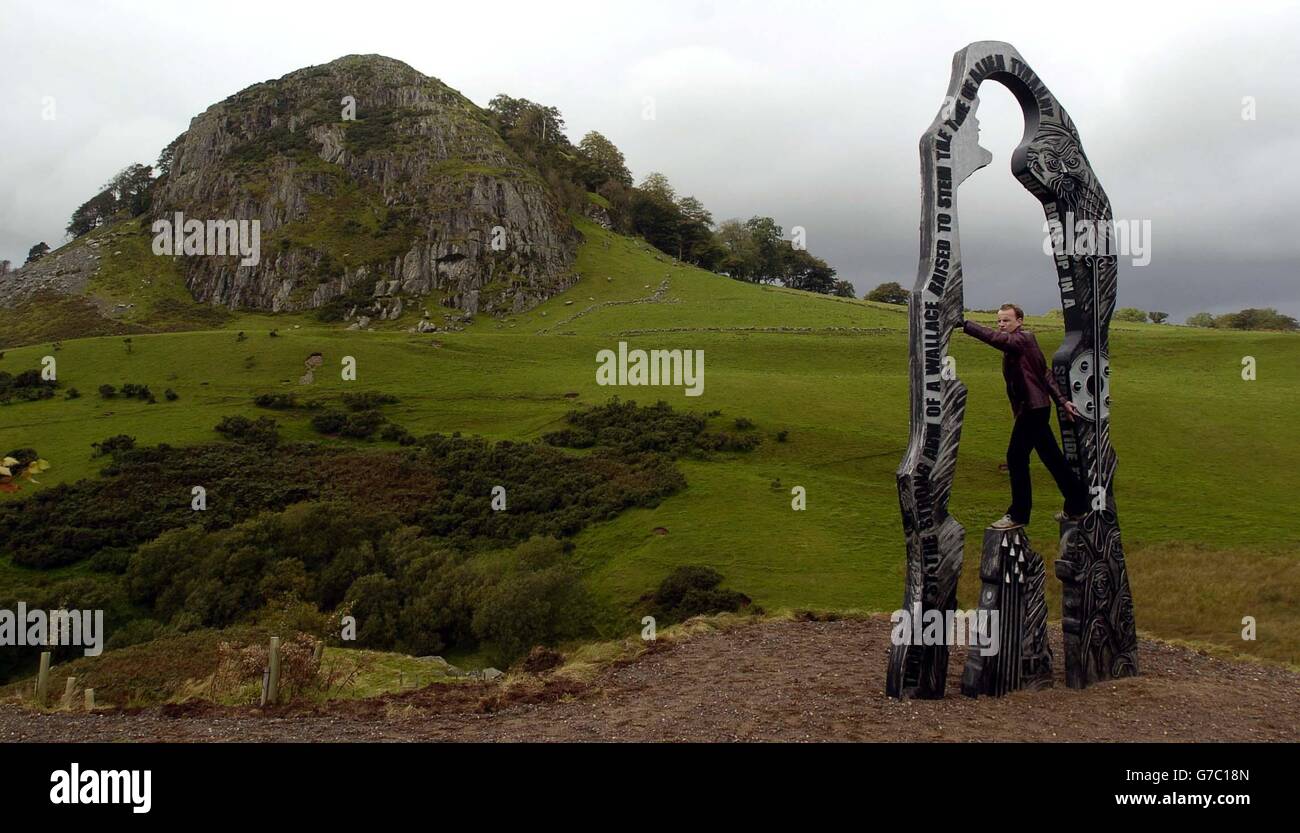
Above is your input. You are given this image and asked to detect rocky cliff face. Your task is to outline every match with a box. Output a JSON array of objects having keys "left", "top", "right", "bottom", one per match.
[{"left": 153, "top": 54, "right": 580, "bottom": 317}]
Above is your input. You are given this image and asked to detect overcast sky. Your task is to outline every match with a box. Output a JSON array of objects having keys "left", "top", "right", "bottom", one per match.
[{"left": 2, "top": 0, "right": 1297, "bottom": 320}]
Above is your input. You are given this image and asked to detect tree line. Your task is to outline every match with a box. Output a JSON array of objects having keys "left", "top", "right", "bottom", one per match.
[
  {"left": 486, "top": 94, "right": 853, "bottom": 298},
  {"left": 860, "top": 282, "right": 1297, "bottom": 332},
  {"left": 12, "top": 160, "right": 165, "bottom": 271}
]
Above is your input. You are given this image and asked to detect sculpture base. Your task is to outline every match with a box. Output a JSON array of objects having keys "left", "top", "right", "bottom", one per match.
[
  {"left": 887, "top": 585, "right": 959, "bottom": 700},
  {"left": 1055, "top": 513, "right": 1139, "bottom": 688},
  {"left": 962, "top": 527, "right": 1053, "bottom": 698}
]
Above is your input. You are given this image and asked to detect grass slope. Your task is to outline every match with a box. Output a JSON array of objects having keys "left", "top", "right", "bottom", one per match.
[{"left": 2, "top": 216, "right": 1297, "bottom": 666}]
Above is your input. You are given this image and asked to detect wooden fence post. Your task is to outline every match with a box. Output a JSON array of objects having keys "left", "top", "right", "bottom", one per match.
[
  {"left": 62, "top": 677, "right": 76, "bottom": 709},
  {"left": 84, "top": 688, "right": 95, "bottom": 711},
  {"left": 35, "top": 652, "right": 51, "bottom": 706},
  {"left": 267, "top": 636, "right": 281, "bottom": 705}
]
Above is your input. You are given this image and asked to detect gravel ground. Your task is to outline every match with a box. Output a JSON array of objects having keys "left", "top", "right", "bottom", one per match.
[{"left": 2, "top": 617, "right": 1296, "bottom": 742}]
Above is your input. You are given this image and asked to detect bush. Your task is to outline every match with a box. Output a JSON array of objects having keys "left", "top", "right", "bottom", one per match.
[
  {"left": 4, "top": 448, "right": 39, "bottom": 470},
  {"left": 65, "top": 388, "right": 80, "bottom": 400},
  {"left": 98, "top": 384, "right": 116, "bottom": 399},
  {"left": 310, "top": 410, "right": 347, "bottom": 435},
  {"left": 312, "top": 409, "right": 385, "bottom": 439},
  {"left": 1186, "top": 312, "right": 1215, "bottom": 327},
  {"left": 1214, "top": 308, "right": 1299, "bottom": 331},
  {"left": 470, "top": 538, "right": 592, "bottom": 664},
  {"left": 214, "top": 632, "right": 322, "bottom": 702},
  {"left": 380, "top": 423, "right": 415, "bottom": 445},
  {"left": 91, "top": 434, "right": 136, "bottom": 457},
  {"left": 214, "top": 415, "right": 279, "bottom": 445},
  {"left": 164, "top": 388, "right": 179, "bottom": 401},
  {"left": 696, "top": 431, "right": 762, "bottom": 452},
  {"left": 0, "top": 369, "right": 57, "bottom": 405},
  {"left": 254, "top": 393, "right": 297, "bottom": 410},
  {"left": 343, "top": 574, "right": 403, "bottom": 648},
  {"left": 341, "top": 391, "right": 399, "bottom": 412},
  {"left": 542, "top": 399, "right": 760, "bottom": 458},
  {"left": 650, "top": 565, "right": 751, "bottom": 625},
  {"left": 87, "top": 547, "right": 132, "bottom": 574},
  {"left": 105, "top": 618, "right": 164, "bottom": 651},
  {"left": 1114, "top": 308, "right": 1148, "bottom": 323},
  {"left": 519, "top": 645, "right": 564, "bottom": 672},
  {"left": 120, "top": 383, "right": 153, "bottom": 401}
]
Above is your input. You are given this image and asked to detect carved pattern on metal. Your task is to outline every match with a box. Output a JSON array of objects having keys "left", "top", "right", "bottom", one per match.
[
  {"left": 888, "top": 42, "right": 1138, "bottom": 699},
  {"left": 961, "top": 528, "right": 1052, "bottom": 697}
]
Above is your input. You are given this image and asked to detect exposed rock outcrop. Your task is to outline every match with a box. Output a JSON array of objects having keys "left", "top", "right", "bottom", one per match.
[{"left": 152, "top": 54, "right": 580, "bottom": 318}]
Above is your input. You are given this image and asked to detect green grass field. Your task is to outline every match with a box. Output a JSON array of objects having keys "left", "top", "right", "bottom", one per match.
[{"left": 3, "top": 217, "right": 1298, "bottom": 668}]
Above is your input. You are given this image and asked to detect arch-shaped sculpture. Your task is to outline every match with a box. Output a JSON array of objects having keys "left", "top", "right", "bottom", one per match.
[{"left": 887, "top": 42, "right": 1138, "bottom": 699}]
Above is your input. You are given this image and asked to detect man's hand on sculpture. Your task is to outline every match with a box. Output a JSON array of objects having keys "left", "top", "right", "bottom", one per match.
[{"left": 1061, "top": 401, "right": 1081, "bottom": 422}]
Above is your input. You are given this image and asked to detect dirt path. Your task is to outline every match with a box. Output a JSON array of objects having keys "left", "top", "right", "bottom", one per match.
[{"left": 3, "top": 617, "right": 1296, "bottom": 742}]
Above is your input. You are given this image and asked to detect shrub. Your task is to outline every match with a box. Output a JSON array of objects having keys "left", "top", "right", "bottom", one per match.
[
  {"left": 117, "top": 382, "right": 153, "bottom": 402},
  {"left": 91, "top": 434, "right": 136, "bottom": 457},
  {"left": 214, "top": 415, "right": 279, "bottom": 445},
  {"left": 65, "top": 388, "right": 80, "bottom": 400},
  {"left": 650, "top": 565, "right": 751, "bottom": 625},
  {"left": 310, "top": 410, "right": 347, "bottom": 435},
  {"left": 471, "top": 538, "right": 592, "bottom": 664},
  {"left": 380, "top": 423, "right": 414, "bottom": 445},
  {"left": 1115, "top": 307, "right": 1148, "bottom": 323},
  {"left": 519, "top": 645, "right": 564, "bottom": 672},
  {"left": 696, "top": 431, "right": 762, "bottom": 452},
  {"left": 341, "top": 391, "right": 399, "bottom": 411},
  {"left": 4, "top": 448, "right": 39, "bottom": 470},
  {"left": 0, "top": 369, "right": 56, "bottom": 404},
  {"left": 214, "top": 632, "right": 322, "bottom": 702},
  {"left": 312, "top": 409, "right": 385, "bottom": 439},
  {"left": 105, "top": 618, "right": 164, "bottom": 651},
  {"left": 98, "top": 384, "right": 116, "bottom": 398},
  {"left": 1214, "top": 308, "right": 1299, "bottom": 331},
  {"left": 87, "top": 547, "right": 132, "bottom": 574},
  {"left": 343, "top": 574, "right": 403, "bottom": 648},
  {"left": 542, "top": 399, "right": 759, "bottom": 458},
  {"left": 164, "top": 388, "right": 179, "bottom": 401},
  {"left": 254, "top": 393, "right": 297, "bottom": 410}
]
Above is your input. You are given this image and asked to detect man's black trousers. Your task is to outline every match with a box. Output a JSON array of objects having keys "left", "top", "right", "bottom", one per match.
[{"left": 1007, "top": 405, "right": 1089, "bottom": 524}]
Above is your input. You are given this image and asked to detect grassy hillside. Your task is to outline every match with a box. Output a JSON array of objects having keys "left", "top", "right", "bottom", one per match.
[{"left": 2, "top": 216, "right": 1297, "bottom": 677}]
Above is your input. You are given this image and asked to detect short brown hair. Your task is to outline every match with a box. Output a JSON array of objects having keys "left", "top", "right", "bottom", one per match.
[{"left": 999, "top": 303, "right": 1024, "bottom": 320}]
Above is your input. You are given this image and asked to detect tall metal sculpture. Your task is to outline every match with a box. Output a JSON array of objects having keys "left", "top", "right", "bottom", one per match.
[{"left": 888, "top": 42, "right": 1138, "bottom": 699}]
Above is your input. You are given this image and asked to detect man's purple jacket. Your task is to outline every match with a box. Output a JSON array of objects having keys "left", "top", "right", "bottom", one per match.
[{"left": 962, "top": 320, "right": 1068, "bottom": 418}]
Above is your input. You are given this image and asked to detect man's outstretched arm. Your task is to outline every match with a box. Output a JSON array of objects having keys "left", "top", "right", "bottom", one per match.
[
  {"left": 1044, "top": 366, "right": 1082, "bottom": 420},
  {"left": 959, "top": 319, "right": 1027, "bottom": 353}
]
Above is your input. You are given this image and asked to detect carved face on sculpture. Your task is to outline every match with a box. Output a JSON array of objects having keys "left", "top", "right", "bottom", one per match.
[{"left": 1024, "top": 122, "right": 1096, "bottom": 214}]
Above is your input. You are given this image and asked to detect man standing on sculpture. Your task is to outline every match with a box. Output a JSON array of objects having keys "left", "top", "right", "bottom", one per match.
[{"left": 961, "top": 303, "right": 1089, "bottom": 530}]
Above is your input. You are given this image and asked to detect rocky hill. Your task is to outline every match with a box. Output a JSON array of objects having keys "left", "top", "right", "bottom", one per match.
[{"left": 4, "top": 55, "right": 581, "bottom": 322}]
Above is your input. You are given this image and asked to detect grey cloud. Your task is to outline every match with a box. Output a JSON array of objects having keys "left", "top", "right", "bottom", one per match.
[{"left": 1, "top": 0, "right": 1295, "bottom": 322}]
